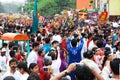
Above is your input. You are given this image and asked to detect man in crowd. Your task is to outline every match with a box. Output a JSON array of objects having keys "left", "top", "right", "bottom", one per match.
[
  {"left": 2, "top": 59, "right": 21, "bottom": 80},
  {"left": 27, "top": 42, "right": 39, "bottom": 67}
]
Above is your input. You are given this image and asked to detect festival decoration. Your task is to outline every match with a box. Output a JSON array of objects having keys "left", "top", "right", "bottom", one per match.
[
  {"left": 98, "top": 9, "right": 108, "bottom": 25},
  {"left": 78, "top": 8, "right": 88, "bottom": 21}
]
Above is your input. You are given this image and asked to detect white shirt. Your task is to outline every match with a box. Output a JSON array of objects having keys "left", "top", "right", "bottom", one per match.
[
  {"left": 51, "top": 57, "right": 61, "bottom": 76},
  {"left": 88, "top": 40, "right": 97, "bottom": 50},
  {"left": 0, "top": 55, "right": 7, "bottom": 80},
  {"left": 5, "top": 50, "right": 10, "bottom": 57},
  {"left": 101, "top": 66, "right": 111, "bottom": 80},
  {"left": 112, "top": 22, "right": 119, "bottom": 28},
  {"left": 20, "top": 73, "right": 29, "bottom": 80},
  {"left": 51, "top": 49, "right": 61, "bottom": 76},
  {"left": 81, "top": 38, "right": 88, "bottom": 59},
  {"left": 116, "top": 50, "right": 120, "bottom": 58},
  {"left": 52, "top": 35, "right": 62, "bottom": 43},
  {"left": 27, "top": 50, "right": 38, "bottom": 67},
  {"left": 80, "top": 59, "right": 101, "bottom": 74},
  {"left": 101, "top": 66, "right": 119, "bottom": 80},
  {"left": 2, "top": 71, "right": 21, "bottom": 80},
  {"left": 0, "top": 55, "right": 7, "bottom": 72},
  {"left": 6, "top": 56, "right": 12, "bottom": 71},
  {"left": 105, "top": 44, "right": 113, "bottom": 54},
  {"left": 0, "top": 40, "right": 2, "bottom": 48}
]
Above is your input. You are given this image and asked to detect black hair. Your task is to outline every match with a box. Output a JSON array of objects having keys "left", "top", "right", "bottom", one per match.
[
  {"left": 31, "top": 38, "right": 35, "bottom": 43},
  {"left": 88, "top": 33, "right": 93, "bottom": 39},
  {"left": 75, "top": 64, "right": 95, "bottom": 80},
  {"left": 3, "top": 76, "right": 15, "bottom": 80},
  {"left": 18, "top": 62, "right": 29, "bottom": 73},
  {"left": 104, "top": 33, "right": 109, "bottom": 39},
  {"left": 9, "top": 58, "right": 17, "bottom": 65},
  {"left": 92, "top": 47, "right": 98, "bottom": 53},
  {"left": 116, "top": 41, "right": 120, "bottom": 51},
  {"left": 97, "top": 40, "right": 104, "bottom": 48},
  {"left": 48, "top": 50, "right": 56, "bottom": 60},
  {"left": 106, "top": 38, "right": 111, "bottom": 42},
  {"left": 37, "top": 36, "right": 41, "bottom": 42},
  {"left": 71, "top": 39, "right": 77, "bottom": 47},
  {"left": 27, "top": 72, "right": 41, "bottom": 80},
  {"left": 102, "top": 51, "right": 111, "bottom": 67},
  {"left": 48, "top": 34, "right": 53, "bottom": 38},
  {"left": 29, "top": 63, "right": 37, "bottom": 73},
  {"left": 9, "top": 50, "right": 15, "bottom": 57},
  {"left": 104, "top": 47, "right": 111, "bottom": 52},
  {"left": 81, "top": 33, "right": 87, "bottom": 38},
  {"left": 116, "top": 41, "right": 120, "bottom": 47},
  {"left": 8, "top": 42, "right": 14, "bottom": 49},
  {"left": 32, "top": 42, "right": 39, "bottom": 48},
  {"left": 45, "top": 37, "right": 50, "bottom": 44},
  {"left": 16, "top": 26, "right": 21, "bottom": 30},
  {"left": 74, "top": 34, "right": 78, "bottom": 39},
  {"left": 52, "top": 40, "right": 58, "bottom": 45},
  {"left": 94, "top": 29, "right": 98, "bottom": 34},
  {"left": 93, "top": 37, "right": 99, "bottom": 42},
  {"left": 83, "top": 50, "right": 94, "bottom": 59},
  {"left": 13, "top": 46, "right": 18, "bottom": 51},
  {"left": 110, "top": 58, "right": 120, "bottom": 75},
  {"left": 3, "top": 43, "right": 8, "bottom": 47},
  {"left": 38, "top": 48, "right": 43, "bottom": 56}
]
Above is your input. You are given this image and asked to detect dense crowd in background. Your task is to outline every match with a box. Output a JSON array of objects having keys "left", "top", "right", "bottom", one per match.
[{"left": 0, "top": 10, "right": 120, "bottom": 80}]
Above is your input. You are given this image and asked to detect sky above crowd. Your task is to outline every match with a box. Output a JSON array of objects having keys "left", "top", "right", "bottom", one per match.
[{"left": 0, "top": 0, "right": 26, "bottom": 3}]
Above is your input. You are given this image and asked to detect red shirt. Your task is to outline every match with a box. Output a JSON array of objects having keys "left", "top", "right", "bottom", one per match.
[
  {"left": 87, "top": 39, "right": 92, "bottom": 48},
  {"left": 39, "top": 70, "right": 50, "bottom": 80},
  {"left": 37, "top": 56, "right": 44, "bottom": 73},
  {"left": 61, "top": 40, "right": 67, "bottom": 51}
]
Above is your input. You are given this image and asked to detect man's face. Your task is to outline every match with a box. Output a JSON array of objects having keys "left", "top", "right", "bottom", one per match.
[
  {"left": 78, "top": 12, "right": 88, "bottom": 21},
  {"left": 53, "top": 43, "right": 58, "bottom": 48},
  {"left": 1, "top": 52, "right": 6, "bottom": 56},
  {"left": 35, "top": 46, "right": 39, "bottom": 51},
  {"left": 107, "top": 39, "right": 112, "bottom": 44},
  {"left": 10, "top": 62, "right": 17, "bottom": 70}
]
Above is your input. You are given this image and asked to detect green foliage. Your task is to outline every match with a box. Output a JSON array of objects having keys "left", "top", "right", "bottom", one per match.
[
  {"left": 24, "top": 0, "right": 76, "bottom": 16},
  {"left": 38, "top": 0, "right": 56, "bottom": 16},
  {"left": 24, "top": 1, "right": 34, "bottom": 14}
]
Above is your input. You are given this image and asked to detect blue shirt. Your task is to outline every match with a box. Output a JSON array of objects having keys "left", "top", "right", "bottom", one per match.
[
  {"left": 67, "top": 38, "right": 84, "bottom": 64},
  {"left": 67, "top": 38, "right": 84, "bottom": 80},
  {"left": 42, "top": 44, "right": 51, "bottom": 54}
]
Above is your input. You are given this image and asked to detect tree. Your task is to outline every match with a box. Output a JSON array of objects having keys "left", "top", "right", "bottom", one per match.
[{"left": 24, "top": 0, "right": 76, "bottom": 16}]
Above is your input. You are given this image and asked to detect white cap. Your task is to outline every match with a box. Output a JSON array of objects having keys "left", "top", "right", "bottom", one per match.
[{"left": 1, "top": 48, "right": 6, "bottom": 52}]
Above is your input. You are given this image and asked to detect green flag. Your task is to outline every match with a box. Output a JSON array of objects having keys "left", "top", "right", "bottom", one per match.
[{"left": 32, "top": 0, "right": 38, "bottom": 34}]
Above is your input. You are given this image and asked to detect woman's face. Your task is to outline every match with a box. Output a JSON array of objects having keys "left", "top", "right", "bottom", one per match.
[
  {"left": 18, "top": 68, "right": 24, "bottom": 74},
  {"left": 31, "top": 65, "right": 39, "bottom": 73},
  {"left": 95, "top": 49, "right": 100, "bottom": 55},
  {"left": 108, "top": 55, "right": 113, "bottom": 60}
]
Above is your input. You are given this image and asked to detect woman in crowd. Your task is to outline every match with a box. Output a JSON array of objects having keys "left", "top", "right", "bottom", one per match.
[
  {"left": 17, "top": 62, "right": 29, "bottom": 80},
  {"left": 29, "top": 63, "right": 39, "bottom": 74},
  {"left": 101, "top": 47, "right": 113, "bottom": 79}
]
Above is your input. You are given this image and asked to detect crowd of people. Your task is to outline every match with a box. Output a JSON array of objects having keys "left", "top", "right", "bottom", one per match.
[{"left": 0, "top": 9, "right": 120, "bottom": 80}]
